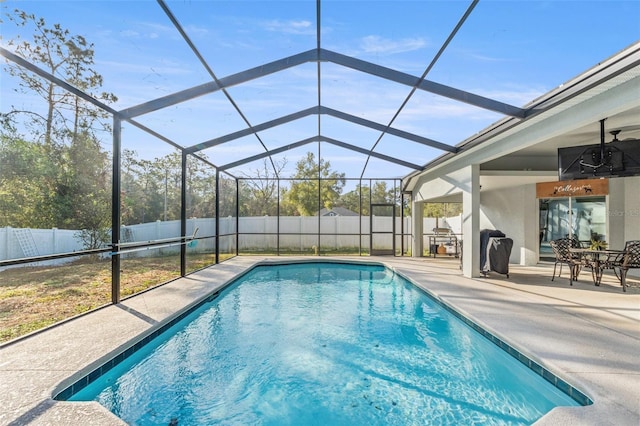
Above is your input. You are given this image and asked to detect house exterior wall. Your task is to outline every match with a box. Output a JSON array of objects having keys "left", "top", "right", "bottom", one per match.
[
  {"left": 623, "top": 176, "right": 640, "bottom": 242},
  {"left": 604, "top": 176, "right": 640, "bottom": 249},
  {"left": 413, "top": 179, "right": 540, "bottom": 267},
  {"left": 412, "top": 173, "right": 639, "bottom": 272},
  {"left": 478, "top": 184, "right": 539, "bottom": 266},
  {"left": 608, "top": 177, "right": 626, "bottom": 249},
  {"left": 413, "top": 165, "right": 481, "bottom": 276},
  {"left": 622, "top": 176, "right": 640, "bottom": 279},
  {"left": 603, "top": 176, "right": 640, "bottom": 279}
]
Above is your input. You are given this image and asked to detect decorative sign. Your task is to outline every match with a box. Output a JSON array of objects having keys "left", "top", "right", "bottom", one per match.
[{"left": 536, "top": 178, "right": 609, "bottom": 198}]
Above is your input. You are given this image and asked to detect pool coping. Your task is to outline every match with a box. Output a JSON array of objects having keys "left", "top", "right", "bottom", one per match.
[{"left": 1, "top": 256, "right": 639, "bottom": 425}]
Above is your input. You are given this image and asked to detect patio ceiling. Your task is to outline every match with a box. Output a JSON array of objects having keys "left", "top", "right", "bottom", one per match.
[{"left": 2, "top": 0, "right": 639, "bottom": 180}]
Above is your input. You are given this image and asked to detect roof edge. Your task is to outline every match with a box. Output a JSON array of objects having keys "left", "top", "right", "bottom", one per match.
[{"left": 403, "top": 41, "right": 640, "bottom": 192}]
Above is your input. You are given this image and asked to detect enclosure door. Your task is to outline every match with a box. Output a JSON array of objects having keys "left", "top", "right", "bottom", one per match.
[{"left": 370, "top": 203, "right": 395, "bottom": 255}]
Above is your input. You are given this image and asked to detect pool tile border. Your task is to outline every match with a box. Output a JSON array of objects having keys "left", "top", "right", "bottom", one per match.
[
  {"left": 53, "top": 259, "right": 593, "bottom": 407},
  {"left": 434, "top": 297, "right": 593, "bottom": 406},
  {"left": 385, "top": 262, "right": 594, "bottom": 407},
  {"left": 54, "top": 290, "right": 221, "bottom": 401}
]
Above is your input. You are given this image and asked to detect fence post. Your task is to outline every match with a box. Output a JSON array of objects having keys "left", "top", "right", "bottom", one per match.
[
  {"left": 3, "top": 226, "right": 10, "bottom": 261},
  {"left": 299, "top": 216, "right": 303, "bottom": 252}
]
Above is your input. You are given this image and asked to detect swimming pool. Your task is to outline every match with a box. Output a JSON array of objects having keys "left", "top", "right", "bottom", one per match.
[{"left": 57, "top": 261, "right": 585, "bottom": 425}]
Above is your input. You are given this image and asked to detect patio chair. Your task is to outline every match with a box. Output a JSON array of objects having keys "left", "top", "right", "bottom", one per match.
[
  {"left": 614, "top": 240, "right": 640, "bottom": 292},
  {"left": 549, "top": 237, "right": 585, "bottom": 284}
]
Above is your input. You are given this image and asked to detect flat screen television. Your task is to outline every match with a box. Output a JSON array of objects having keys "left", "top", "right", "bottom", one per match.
[{"left": 558, "top": 138, "right": 640, "bottom": 181}]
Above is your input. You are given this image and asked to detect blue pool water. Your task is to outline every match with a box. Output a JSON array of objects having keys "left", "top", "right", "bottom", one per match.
[{"left": 66, "top": 262, "right": 580, "bottom": 425}]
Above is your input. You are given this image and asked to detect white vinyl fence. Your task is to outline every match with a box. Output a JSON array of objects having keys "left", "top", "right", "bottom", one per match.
[{"left": 1, "top": 216, "right": 459, "bottom": 265}]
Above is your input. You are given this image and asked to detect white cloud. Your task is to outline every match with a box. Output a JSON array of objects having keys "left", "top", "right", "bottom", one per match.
[
  {"left": 113, "top": 20, "right": 185, "bottom": 43},
  {"left": 119, "top": 29, "right": 141, "bottom": 38},
  {"left": 480, "top": 86, "right": 547, "bottom": 107},
  {"left": 263, "top": 19, "right": 315, "bottom": 36},
  {"left": 360, "top": 35, "right": 426, "bottom": 55},
  {"left": 465, "top": 52, "right": 506, "bottom": 62},
  {"left": 184, "top": 24, "right": 210, "bottom": 38}
]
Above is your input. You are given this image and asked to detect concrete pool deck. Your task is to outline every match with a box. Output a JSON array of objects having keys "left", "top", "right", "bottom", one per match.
[{"left": 1, "top": 256, "right": 638, "bottom": 425}]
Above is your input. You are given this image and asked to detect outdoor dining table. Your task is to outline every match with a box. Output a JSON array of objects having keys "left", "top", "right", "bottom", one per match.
[{"left": 570, "top": 248, "right": 625, "bottom": 286}]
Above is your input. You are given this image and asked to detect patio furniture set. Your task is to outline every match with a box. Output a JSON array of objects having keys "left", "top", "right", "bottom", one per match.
[{"left": 549, "top": 238, "right": 640, "bottom": 292}]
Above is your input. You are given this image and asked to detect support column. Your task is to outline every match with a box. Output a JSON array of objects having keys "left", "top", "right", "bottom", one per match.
[
  {"left": 412, "top": 198, "right": 423, "bottom": 257},
  {"left": 180, "top": 150, "right": 187, "bottom": 276},
  {"left": 215, "top": 169, "right": 220, "bottom": 264},
  {"left": 462, "top": 164, "right": 480, "bottom": 277},
  {"left": 607, "top": 177, "right": 626, "bottom": 249},
  {"left": 111, "top": 116, "right": 122, "bottom": 304},
  {"left": 521, "top": 184, "right": 539, "bottom": 266}
]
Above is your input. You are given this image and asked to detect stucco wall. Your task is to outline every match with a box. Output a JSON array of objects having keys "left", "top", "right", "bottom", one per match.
[
  {"left": 478, "top": 177, "right": 640, "bottom": 268},
  {"left": 623, "top": 176, "right": 640, "bottom": 241},
  {"left": 410, "top": 173, "right": 640, "bottom": 270},
  {"left": 608, "top": 175, "right": 640, "bottom": 280},
  {"left": 413, "top": 171, "right": 640, "bottom": 272},
  {"left": 412, "top": 166, "right": 563, "bottom": 268},
  {"left": 478, "top": 184, "right": 538, "bottom": 265},
  {"left": 413, "top": 170, "right": 544, "bottom": 267},
  {"left": 622, "top": 176, "right": 640, "bottom": 279}
]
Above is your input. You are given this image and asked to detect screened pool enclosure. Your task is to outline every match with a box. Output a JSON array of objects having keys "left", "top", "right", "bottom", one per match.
[{"left": 2, "top": 1, "right": 638, "bottom": 341}]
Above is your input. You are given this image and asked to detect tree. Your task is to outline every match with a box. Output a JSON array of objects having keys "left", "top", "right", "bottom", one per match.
[
  {"left": 371, "top": 181, "right": 397, "bottom": 205},
  {"left": 149, "top": 153, "right": 182, "bottom": 221},
  {"left": 337, "top": 185, "right": 365, "bottom": 215},
  {"left": 66, "top": 131, "right": 111, "bottom": 248},
  {"left": 120, "top": 151, "right": 183, "bottom": 224},
  {"left": 238, "top": 158, "right": 287, "bottom": 216},
  {"left": 2, "top": 9, "right": 117, "bottom": 147},
  {"left": 73, "top": 192, "right": 111, "bottom": 250},
  {"left": 0, "top": 135, "right": 53, "bottom": 227},
  {"left": 283, "top": 152, "right": 345, "bottom": 216},
  {"left": 218, "top": 173, "right": 237, "bottom": 218},
  {"left": 121, "top": 149, "right": 145, "bottom": 224},
  {"left": 1, "top": 9, "right": 116, "bottom": 248},
  {"left": 186, "top": 154, "right": 216, "bottom": 219},
  {"left": 423, "top": 202, "right": 463, "bottom": 218},
  {"left": 339, "top": 181, "right": 397, "bottom": 215}
]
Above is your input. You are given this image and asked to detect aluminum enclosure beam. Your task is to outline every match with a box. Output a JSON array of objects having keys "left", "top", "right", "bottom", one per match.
[
  {"left": 321, "top": 107, "right": 456, "bottom": 153},
  {"left": 119, "top": 49, "right": 319, "bottom": 119},
  {"left": 322, "top": 137, "right": 422, "bottom": 170},
  {"left": 319, "top": 49, "right": 526, "bottom": 118},
  {"left": 219, "top": 138, "right": 317, "bottom": 170},
  {"left": 0, "top": 47, "right": 183, "bottom": 151},
  {"left": 186, "top": 107, "right": 320, "bottom": 153},
  {"left": 1, "top": 47, "right": 119, "bottom": 115},
  {"left": 218, "top": 135, "right": 422, "bottom": 171},
  {"left": 187, "top": 106, "right": 455, "bottom": 154},
  {"left": 2, "top": 41, "right": 453, "bottom": 168},
  {"left": 119, "top": 48, "right": 525, "bottom": 121}
]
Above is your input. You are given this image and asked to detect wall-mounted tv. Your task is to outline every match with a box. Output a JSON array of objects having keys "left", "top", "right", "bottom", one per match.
[{"left": 558, "top": 138, "right": 640, "bottom": 181}]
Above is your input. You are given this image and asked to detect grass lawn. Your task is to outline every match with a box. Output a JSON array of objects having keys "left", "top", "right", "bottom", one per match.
[
  {"left": 1, "top": 249, "right": 384, "bottom": 344},
  {"left": 0, "top": 253, "right": 219, "bottom": 344}
]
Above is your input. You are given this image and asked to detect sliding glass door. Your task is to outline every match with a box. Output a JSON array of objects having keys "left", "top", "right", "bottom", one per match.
[{"left": 539, "top": 196, "right": 606, "bottom": 260}]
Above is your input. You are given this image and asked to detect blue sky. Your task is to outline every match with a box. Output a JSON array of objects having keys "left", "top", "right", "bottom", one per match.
[{"left": 2, "top": 0, "right": 639, "bottom": 181}]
